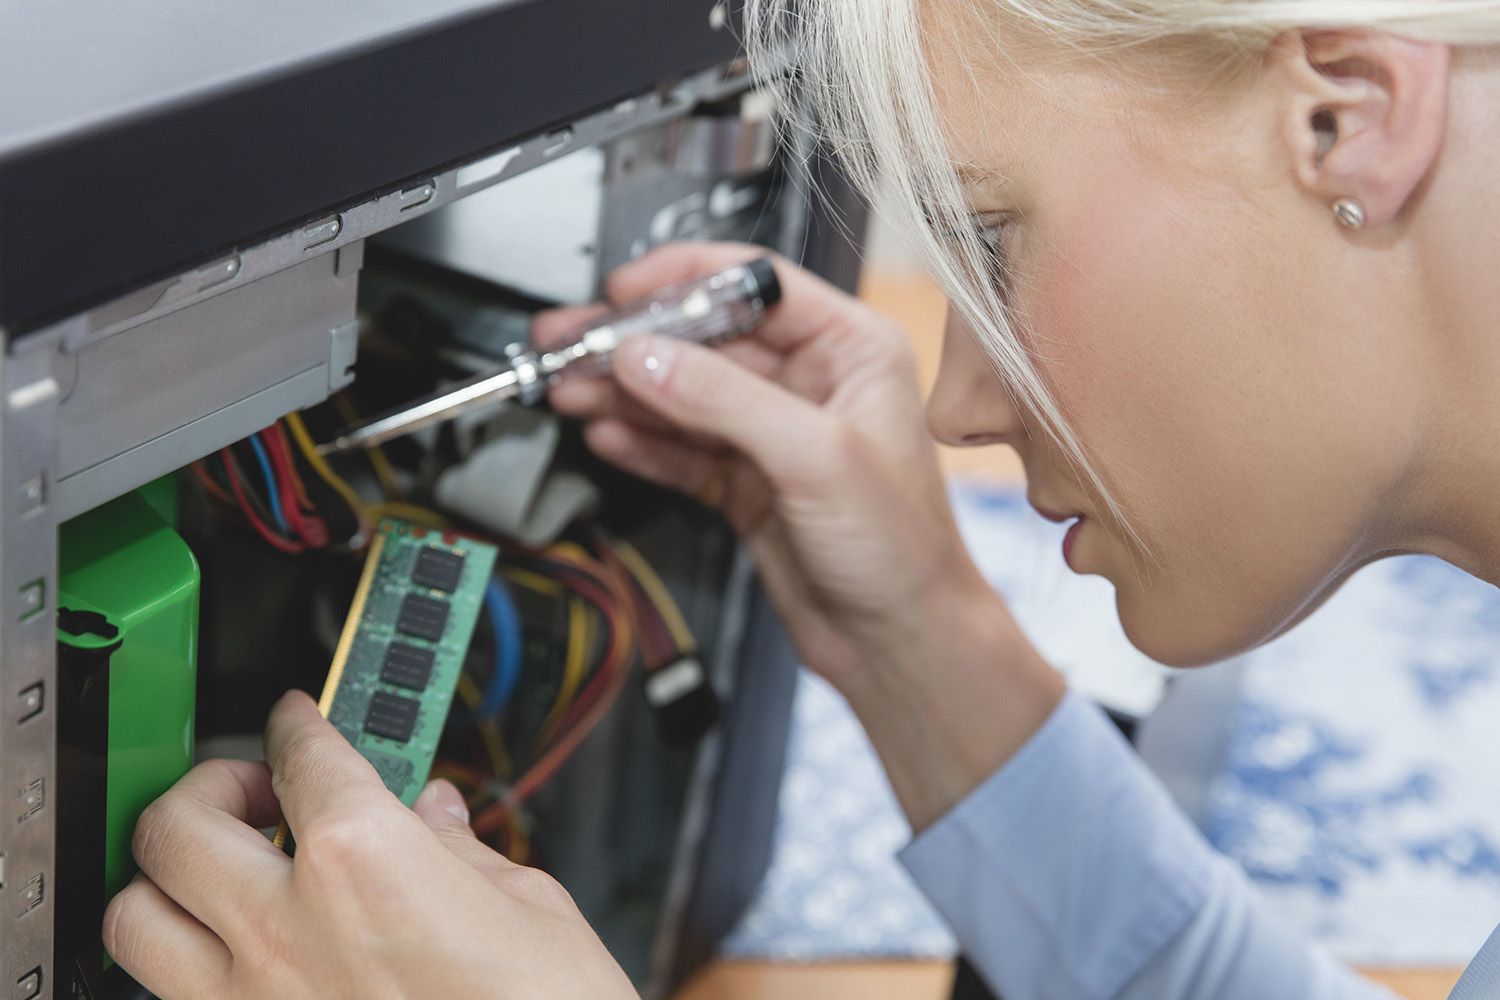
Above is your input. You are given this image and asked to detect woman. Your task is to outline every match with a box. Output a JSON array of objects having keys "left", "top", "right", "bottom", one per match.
[{"left": 106, "top": 2, "right": 1500, "bottom": 998}]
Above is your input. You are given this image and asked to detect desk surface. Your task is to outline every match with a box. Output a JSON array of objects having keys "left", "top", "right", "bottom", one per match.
[{"left": 675, "top": 960, "right": 1461, "bottom": 1000}]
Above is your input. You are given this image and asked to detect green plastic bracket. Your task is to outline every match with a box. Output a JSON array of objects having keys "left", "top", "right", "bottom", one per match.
[{"left": 59, "top": 488, "right": 199, "bottom": 899}]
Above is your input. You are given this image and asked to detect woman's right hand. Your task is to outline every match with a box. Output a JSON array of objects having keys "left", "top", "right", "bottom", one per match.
[
  {"left": 539, "top": 242, "right": 979, "bottom": 686},
  {"left": 538, "top": 243, "right": 1065, "bottom": 827}
]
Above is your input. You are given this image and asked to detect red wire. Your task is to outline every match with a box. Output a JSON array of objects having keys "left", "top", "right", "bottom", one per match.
[
  {"left": 472, "top": 645, "right": 632, "bottom": 837},
  {"left": 221, "top": 447, "right": 305, "bottom": 555},
  {"left": 522, "top": 568, "right": 629, "bottom": 738},
  {"left": 555, "top": 606, "right": 629, "bottom": 736},
  {"left": 596, "top": 541, "right": 676, "bottom": 667},
  {"left": 267, "top": 423, "right": 317, "bottom": 513},
  {"left": 259, "top": 430, "right": 304, "bottom": 538},
  {"left": 472, "top": 556, "right": 637, "bottom": 838},
  {"left": 262, "top": 426, "right": 328, "bottom": 548},
  {"left": 555, "top": 548, "right": 643, "bottom": 732}
]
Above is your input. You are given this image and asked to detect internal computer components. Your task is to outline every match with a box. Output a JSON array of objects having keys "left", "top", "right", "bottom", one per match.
[{"left": 0, "top": 6, "right": 867, "bottom": 997}]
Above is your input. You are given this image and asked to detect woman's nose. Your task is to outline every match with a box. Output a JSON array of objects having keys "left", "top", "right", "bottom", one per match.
[{"left": 927, "top": 306, "right": 1027, "bottom": 448}]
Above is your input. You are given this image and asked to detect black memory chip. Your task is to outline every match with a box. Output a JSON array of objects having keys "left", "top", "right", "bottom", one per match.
[
  {"left": 364, "top": 691, "right": 421, "bottom": 743},
  {"left": 412, "top": 546, "right": 465, "bottom": 593},
  {"left": 381, "top": 642, "right": 435, "bottom": 692},
  {"left": 396, "top": 594, "right": 449, "bottom": 642}
]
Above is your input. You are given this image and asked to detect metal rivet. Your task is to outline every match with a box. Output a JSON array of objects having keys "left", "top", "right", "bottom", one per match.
[
  {"left": 302, "top": 215, "right": 343, "bottom": 250},
  {"left": 18, "top": 684, "right": 43, "bottom": 723},
  {"left": 398, "top": 182, "right": 436, "bottom": 211},
  {"left": 17, "top": 580, "right": 44, "bottom": 621},
  {"left": 19, "top": 474, "right": 43, "bottom": 512}
]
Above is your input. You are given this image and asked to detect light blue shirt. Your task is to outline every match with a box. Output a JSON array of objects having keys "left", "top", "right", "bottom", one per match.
[{"left": 899, "top": 690, "right": 1500, "bottom": 1000}]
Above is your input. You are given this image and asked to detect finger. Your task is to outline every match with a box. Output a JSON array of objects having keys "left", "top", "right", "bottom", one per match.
[
  {"left": 104, "top": 875, "right": 231, "bottom": 1000},
  {"left": 531, "top": 304, "right": 609, "bottom": 350},
  {"left": 263, "top": 690, "right": 392, "bottom": 838},
  {"left": 605, "top": 242, "right": 863, "bottom": 352},
  {"left": 612, "top": 334, "right": 841, "bottom": 493},
  {"left": 411, "top": 780, "right": 520, "bottom": 877},
  {"left": 583, "top": 420, "right": 773, "bottom": 531},
  {"left": 131, "top": 760, "right": 288, "bottom": 931},
  {"left": 548, "top": 377, "right": 679, "bottom": 434},
  {"left": 174, "top": 758, "right": 284, "bottom": 830},
  {"left": 545, "top": 323, "right": 785, "bottom": 428},
  {"left": 582, "top": 419, "right": 718, "bottom": 496},
  {"left": 553, "top": 380, "right": 734, "bottom": 451}
]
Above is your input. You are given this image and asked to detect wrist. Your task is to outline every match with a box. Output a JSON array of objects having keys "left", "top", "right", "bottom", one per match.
[{"left": 840, "top": 569, "right": 1065, "bottom": 833}]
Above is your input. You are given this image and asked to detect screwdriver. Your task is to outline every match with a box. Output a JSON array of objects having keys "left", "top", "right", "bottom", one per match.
[{"left": 316, "top": 258, "right": 782, "bottom": 455}]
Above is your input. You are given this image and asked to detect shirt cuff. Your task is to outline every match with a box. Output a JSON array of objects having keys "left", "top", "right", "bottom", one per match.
[{"left": 899, "top": 690, "right": 1214, "bottom": 1000}]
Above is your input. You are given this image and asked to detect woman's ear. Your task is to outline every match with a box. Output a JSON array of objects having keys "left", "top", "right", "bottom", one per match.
[{"left": 1269, "top": 30, "right": 1449, "bottom": 228}]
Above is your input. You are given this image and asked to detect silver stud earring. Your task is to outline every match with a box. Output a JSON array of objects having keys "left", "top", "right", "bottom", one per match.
[{"left": 1332, "top": 198, "right": 1366, "bottom": 230}]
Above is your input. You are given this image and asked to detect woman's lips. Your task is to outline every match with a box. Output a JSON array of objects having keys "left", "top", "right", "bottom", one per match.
[
  {"left": 1062, "top": 518, "right": 1083, "bottom": 570},
  {"left": 1031, "top": 500, "right": 1084, "bottom": 569}
]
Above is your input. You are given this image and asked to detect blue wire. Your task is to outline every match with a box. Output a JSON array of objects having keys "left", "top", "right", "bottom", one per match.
[
  {"left": 247, "top": 433, "right": 289, "bottom": 535},
  {"left": 479, "top": 576, "right": 524, "bottom": 718}
]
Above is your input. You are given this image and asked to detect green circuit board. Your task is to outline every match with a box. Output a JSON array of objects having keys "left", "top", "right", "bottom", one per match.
[{"left": 319, "top": 519, "right": 498, "bottom": 806}]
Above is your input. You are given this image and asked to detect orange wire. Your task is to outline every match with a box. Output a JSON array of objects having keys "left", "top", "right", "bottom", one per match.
[
  {"left": 191, "top": 461, "right": 233, "bottom": 505},
  {"left": 472, "top": 544, "right": 637, "bottom": 837}
]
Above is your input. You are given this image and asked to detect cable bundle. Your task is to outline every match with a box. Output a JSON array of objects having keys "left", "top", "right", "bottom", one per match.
[
  {"left": 191, "top": 398, "right": 713, "bottom": 865},
  {"left": 192, "top": 423, "right": 337, "bottom": 554}
]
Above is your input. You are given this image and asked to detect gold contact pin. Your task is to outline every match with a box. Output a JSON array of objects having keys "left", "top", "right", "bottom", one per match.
[{"left": 272, "top": 527, "right": 389, "bottom": 852}]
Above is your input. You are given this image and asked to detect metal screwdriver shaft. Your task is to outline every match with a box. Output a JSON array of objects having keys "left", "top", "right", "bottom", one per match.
[{"left": 316, "top": 258, "right": 781, "bottom": 456}]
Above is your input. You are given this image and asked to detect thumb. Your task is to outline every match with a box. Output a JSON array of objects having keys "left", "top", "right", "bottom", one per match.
[
  {"left": 412, "top": 780, "right": 507, "bottom": 873},
  {"left": 613, "top": 333, "right": 838, "bottom": 490},
  {"left": 413, "top": 778, "right": 470, "bottom": 827}
]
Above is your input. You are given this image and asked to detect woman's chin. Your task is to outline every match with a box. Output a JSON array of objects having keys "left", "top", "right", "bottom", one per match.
[{"left": 1114, "top": 589, "right": 1267, "bottom": 669}]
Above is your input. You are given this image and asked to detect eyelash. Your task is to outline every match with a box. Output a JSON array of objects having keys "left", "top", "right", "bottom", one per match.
[
  {"left": 967, "top": 216, "right": 1016, "bottom": 301},
  {"left": 929, "top": 212, "right": 1018, "bottom": 302}
]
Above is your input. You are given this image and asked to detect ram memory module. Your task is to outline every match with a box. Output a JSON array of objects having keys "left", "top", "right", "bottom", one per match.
[{"left": 277, "top": 520, "right": 497, "bottom": 848}]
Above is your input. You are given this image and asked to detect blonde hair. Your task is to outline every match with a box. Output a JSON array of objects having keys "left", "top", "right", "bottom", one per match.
[{"left": 746, "top": 0, "right": 1500, "bottom": 548}]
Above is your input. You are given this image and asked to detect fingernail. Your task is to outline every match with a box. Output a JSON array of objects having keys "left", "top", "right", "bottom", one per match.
[
  {"left": 420, "top": 780, "right": 470, "bottom": 823},
  {"left": 624, "top": 335, "right": 676, "bottom": 386}
]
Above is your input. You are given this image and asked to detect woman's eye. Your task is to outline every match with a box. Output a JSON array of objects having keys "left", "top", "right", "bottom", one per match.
[
  {"left": 971, "top": 217, "right": 1016, "bottom": 299},
  {"left": 929, "top": 211, "right": 1018, "bottom": 302}
]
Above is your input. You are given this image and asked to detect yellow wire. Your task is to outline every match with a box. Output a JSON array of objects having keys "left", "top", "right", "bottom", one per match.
[
  {"left": 502, "top": 567, "right": 564, "bottom": 598},
  {"left": 430, "top": 764, "right": 479, "bottom": 795},
  {"left": 455, "top": 672, "right": 512, "bottom": 778},
  {"left": 290, "top": 411, "right": 441, "bottom": 534},
  {"left": 536, "top": 597, "right": 589, "bottom": 749},
  {"left": 283, "top": 412, "right": 371, "bottom": 534},
  {"left": 550, "top": 541, "right": 592, "bottom": 563},
  {"left": 333, "top": 393, "right": 403, "bottom": 498},
  {"left": 367, "top": 501, "right": 448, "bottom": 529},
  {"left": 506, "top": 813, "right": 531, "bottom": 865},
  {"left": 611, "top": 539, "right": 696, "bottom": 650}
]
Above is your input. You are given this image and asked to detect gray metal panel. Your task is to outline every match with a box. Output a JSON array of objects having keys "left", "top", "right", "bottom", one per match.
[
  {"left": 378, "top": 148, "right": 607, "bottom": 304},
  {"left": 0, "top": 347, "right": 64, "bottom": 998},
  {"left": 0, "top": 0, "right": 500, "bottom": 159},
  {"left": 52, "top": 250, "right": 359, "bottom": 519},
  {"left": 0, "top": 0, "right": 742, "bottom": 334}
]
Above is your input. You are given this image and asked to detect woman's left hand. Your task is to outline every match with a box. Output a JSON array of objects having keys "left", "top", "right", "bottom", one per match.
[{"left": 104, "top": 690, "right": 637, "bottom": 1000}]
